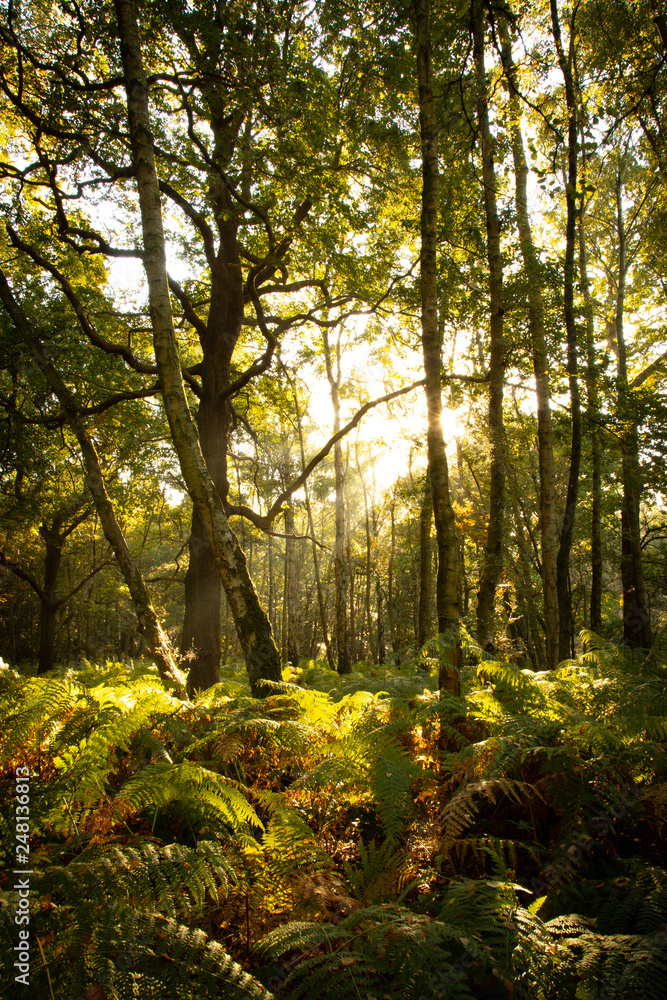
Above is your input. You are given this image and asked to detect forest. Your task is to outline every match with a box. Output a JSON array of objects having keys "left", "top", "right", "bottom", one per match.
[{"left": 1, "top": 0, "right": 667, "bottom": 997}]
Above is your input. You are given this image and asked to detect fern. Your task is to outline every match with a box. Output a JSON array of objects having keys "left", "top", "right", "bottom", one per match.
[
  {"left": 39, "top": 839, "right": 237, "bottom": 917},
  {"left": 257, "top": 882, "right": 555, "bottom": 1000},
  {"left": 1, "top": 906, "right": 273, "bottom": 1000},
  {"left": 342, "top": 839, "right": 415, "bottom": 903},
  {"left": 439, "top": 778, "right": 540, "bottom": 856}
]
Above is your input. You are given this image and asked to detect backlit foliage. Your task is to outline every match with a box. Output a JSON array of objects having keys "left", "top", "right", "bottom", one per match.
[{"left": 2, "top": 640, "right": 667, "bottom": 998}]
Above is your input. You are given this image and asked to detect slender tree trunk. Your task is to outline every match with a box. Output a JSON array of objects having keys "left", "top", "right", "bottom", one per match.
[
  {"left": 474, "top": 3, "right": 506, "bottom": 653},
  {"left": 321, "top": 328, "right": 351, "bottom": 673},
  {"left": 355, "top": 442, "right": 374, "bottom": 661},
  {"left": 377, "top": 578, "right": 386, "bottom": 665},
  {"left": 222, "top": 595, "right": 230, "bottom": 665},
  {"left": 551, "top": 0, "right": 582, "bottom": 662},
  {"left": 334, "top": 438, "right": 351, "bottom": 673},
  {"left": 347, "top": 497, "right": 356, "bottom": 660},
  {"left": 115, "top": 0, "right": 281, "bottom": 696},
  {"left": 281, "top": 535, "right": 288, "bottom": 663},
  {"left": 0, "top": 267, "right": 183, "bottom": 689},
  {"left": 455, "top": 439, "right": 470, "bottom": 616},
  {"left": 388, "top": 498, "right": 396, "bottom": 651},
  {"left": 500, "top": 23, "right": 560, "bottom": 668},
  {"left": 284, "top": 504, "right": 299, "bottom": 666},
  {"left": 614, "top": 175, "right": 652, "bottom": 648},
  {"left": 414, "top": 0, "right": 460, "bottom": 695},
  {"left": 417, "top": 472, "right": 433, "bottom": 648},
  {"left": 295, "top": 394, "right": 334, "bottom": 668},
  {"left": 511, "top": 483, "right": 547, "bottom": 670},
  {"left": 268, "top": 533, "right": 275, "bottom": 634},
  {"left": 578, "top": 186, "right": 603, "bottom": 636}
]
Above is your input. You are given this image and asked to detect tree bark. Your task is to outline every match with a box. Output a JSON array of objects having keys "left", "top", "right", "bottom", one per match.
[
  {"left": 473, "top": 3, "right": 506, "bottom": 654},
  {"left": 36, "top": 527, "right": 62, "bottom": 675},
  {"left": 578, "top": 184, "right": 603, "bottom": 637},
  {"left": 180, "top": 511, "right": 221, "bottom": 691},
  {"left": 388, "top": 497, "right": 396, "bottom": 651},
  {"left": 284, "top": 503, "right": 299, "bottom": 666},
  {"left": 614, "top": 173, "right": 652, "bottom": 648},
  {"left": 500, "top": 22, "right": 560, "bottom": 668},
  {"left": 295, "top": 393, "right": 334, "bottom": 668},
  {"left": 417, "top": 472, "right": 433, "bottom": 648},
  {"left": 355, "top": 441, "right": 375, "bottom": 661},
  {"left": 414, "top": 0, "right": 460, "bottom": 695},
  {"left": 322, "top": 327, "right": 351, "bottom": 673},
  {"left": 551, "top": 0, "right": 583, "bottom": 662},
  {"left": 115, "top": 0, "right": 281, "bottom": 696}
]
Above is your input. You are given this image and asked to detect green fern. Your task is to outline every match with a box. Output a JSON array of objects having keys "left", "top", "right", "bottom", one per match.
[
  {"left": 1, "top": 905, "right": 273, "bottom": 1000},
  {"left": 342, "top": 838, "right": 414, "bottom": 903}
]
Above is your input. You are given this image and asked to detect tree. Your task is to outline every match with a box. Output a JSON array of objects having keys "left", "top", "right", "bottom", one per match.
[
  {"left": 0, "top": 263, "right": 184, "bottom": 686},
  {"left": 413, "top": 0, "right": 460, "bottom": 694},
  {"left": 472, "top": 0, "right": 506, "bottom": 655},
  {"left": 322, "top": 324, "right": 351, "bottom": 673},
  {"left": 499, "top": 18, "right": 560, "bottom": 668}
]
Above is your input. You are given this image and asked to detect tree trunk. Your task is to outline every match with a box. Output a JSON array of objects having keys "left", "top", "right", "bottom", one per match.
[
  {"left": 474, "top": 3, "right": 506, "bottom": 654},
  {"left": 355, "top": 442, "right": 375, "bottom": 661},
  {"left": 0, "top": 267, "right": 183, "bottom": 690},
  {"left": 284, "top": 504, "right": 299, "bottom": 666},
  {"left": 388, "top": 498, "right": 396, "bottom": 651},
  {"left": 347, "top": 491, "right": 356, "bottom": 661},
  {"left": 377, "top": 578, "right": 386, "bottom": 665},
  {"left": 180, "top": 512, "right": 220, "bottom": 691},
  {"left": 551, "top": 0, "right": 582, "bottom": 662},
  {"left": 334, "top": 437, "right": 351, "bottom": 673},
  {"left": 321, "top": 328, "right": 351, "bottom": 673},
  {"left": 414, "top": 0, "right": 460, "bottom": 695},
  {"left": 37, "top": 531, "right": 62, "bottom": 675},
  {"left": 614, "top": 175, "right": 652, "bottom": 648},
  {"left": 577, "top": 181, "right": 603, "bottom": 637},
  {"left": 115, "top": 0, "right": 281, "bottom": 696},
  {"left": 511, "top": 482, "right": 547, "bottom": 670},
  {"left": 268, "top": 533, "right": 276, "bottom": 634},
  {"left": 417, "top": 472, "right": 433, "bottom": 648},
  {"left": 295, "top": 393, "right": 334, "bottom": 668},
  {"left": 500, "top": 22, "right": 560, "bottom": 668},
  {"left": 455, "top": 439, "right": 470, "bottom": 616}
]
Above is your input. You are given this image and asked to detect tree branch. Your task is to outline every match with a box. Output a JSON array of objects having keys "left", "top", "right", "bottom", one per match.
[
  {"left": 226, "top": 379, "right": 427, "bottom": 529},
  {"left": 56, "top": 559, "right": 114, "bottom": 608},
  {"left": 159, "top": 179, "right": 217, "bottom": 268},
  {"left": 7, "top": 225, "right": 157, "bottom": 375},
  {"left": 0, "top": 551, "right": 45, "bottom": 602}
]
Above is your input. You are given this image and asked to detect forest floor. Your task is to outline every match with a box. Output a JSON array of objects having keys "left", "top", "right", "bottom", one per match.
[{"left": 1, "top": 635, "right": 667, "bottom": 999}]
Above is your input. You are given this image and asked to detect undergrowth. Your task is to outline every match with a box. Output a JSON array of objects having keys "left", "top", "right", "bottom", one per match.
[{"left": 1, "top": 631, "right": 667, "bottom": 998}]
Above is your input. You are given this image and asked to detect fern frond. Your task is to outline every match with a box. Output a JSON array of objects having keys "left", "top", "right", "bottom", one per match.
[
  {"left": 111, "top": 761, "right": 261, "bottom": 832},
  {"left": 342, "top": 839, "right": 414, "bottom": 904},
  {"left": 440, "top": 779, "right": 539, "bottom": 854}
]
